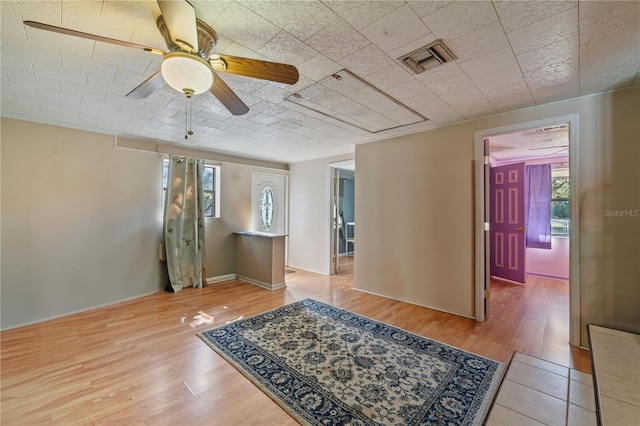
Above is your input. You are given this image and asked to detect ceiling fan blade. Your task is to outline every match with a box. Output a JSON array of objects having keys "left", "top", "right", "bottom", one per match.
[
  {"left": 157, "top": 0, "right": 198, "bottom": 52},
  {"left": 126, "top": 71, "right": 165, "bottom": 99},
  {"left": 209, "top": 74, "right": 249, "bottom": 116},
  {"left": 23, "top": 21, "right": 165, "bottom": 55},
  {"left": 213, "top": 55, "right": 299, "bottom": 85}
]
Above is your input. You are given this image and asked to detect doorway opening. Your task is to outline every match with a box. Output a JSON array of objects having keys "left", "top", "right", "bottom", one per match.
[
  {"left": 487, "top": 124, "right": 570, "bottom": 285},
  {"left": 474, "top": 114, "right": 580, "bottom": 347},
  {"left": 329, "top": 160, "right": 355, "bottom": 275}
]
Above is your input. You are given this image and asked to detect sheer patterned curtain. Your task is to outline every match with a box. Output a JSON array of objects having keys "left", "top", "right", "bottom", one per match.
[
  {"left": 164, "top": 155, "right": 205, "bottom": 292},
  {"left": 525, "top": 164, "right": 552, "bottom": 249}
]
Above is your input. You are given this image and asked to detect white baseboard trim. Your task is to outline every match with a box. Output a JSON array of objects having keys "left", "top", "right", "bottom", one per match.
[
  {"left": 237, "top": 275, "right": 286, "bottom": 291},
  {"left": 206, "top": 274, "right": 237, "bottom": 285},
  {"left": 0, "top": 288, "right": 163, "bottom": 332}
]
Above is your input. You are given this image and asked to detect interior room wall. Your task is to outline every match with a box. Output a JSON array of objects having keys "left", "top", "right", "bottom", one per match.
[
  {"left": 355, "top": 86, "right": 639, "bottom": 346},
  {"left": 115, "top": 138, "right": 290, "bottom": 282},
  {"left": 0, "top": 118, "right": 289, "bottom": 329},
  {"left": 288, "top": 153, "right": 354, "bottom": 274},
  {"left": 1, "top": 118, "right": 165, "bottom": 330},
  {"left": 206, "top": 163, "right": 288, "bottom": 279}
]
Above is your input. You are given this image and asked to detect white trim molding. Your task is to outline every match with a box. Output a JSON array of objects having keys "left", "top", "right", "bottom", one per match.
[
  {"left": 206, "top": 274, "right": 237, "bottom": 285},
  {"left": 473, "top": 114, "right": 580, "bottom": 348}
]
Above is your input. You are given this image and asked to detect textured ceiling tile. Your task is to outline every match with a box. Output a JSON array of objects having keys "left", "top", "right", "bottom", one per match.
[
  {"left": 422, "top": 1, "right": 499, "bottom": 41},
  {"left": 384, "top": 79, "right": 434, "bottom": 101},
  {"left": 258, "top": 30, "right": 318, "bottom": 65},
  {"left": 62, "top": 52, "right": 118, "bottom": 81},
  {"left": 403, "top": 92, "right": 463, "bottom": 124},
  {"left": 1, "top": 51, "right": 35, "bottom": 75},
  {"left": 218, "top": 73, "right": 267, "bottom": 95},
  {"left": 482, "top": 81, "right": 535, "bottom": 112},
  {"left": 1, "top": 1, "right": 61, "bottom": 32},
  {"left": 86, "top": 76, "right": 131, "bottom": 96},
  {"left": 298, "top": 53, "right": 342, "bottom": 82},
  {"left": 459, "top": 47, "right": 518, "bottom": 79},
  {"left": 250, "top": 100, "right": 289, "bottom": 116},
  {"left": 213, "top": 2, "right": 281, "bottom": 51},
  {"left": 62, "top": 1, "right": 133, "bottom": 41},
  {"left": 529, "top": 78, "right": 579, "bottom": 104},
  {"left": 580, "top": 51, "right": 638, "bottom": 95},
  {"left": 516, "top": 36, "right": 578, "bottom": 73},
  {"left": 507, "top": 8, "right": 578, "bottom": 55},
  {"left": 193, "top": 0, "right": 232, "bottom": 26},
  {"left": 80, "top": 96, "right": 121, "bottom": 114},
  {"left": 524, "top": 58, "right": 578, "bottom": 90},
  {"left": 4, "top": 66, "right": 62, "bottom": 92},
  {"left": 93, "top": 43, "right": 158, "bottom": 75},
  {"left": 362, "top": 64, "right": 415, "bottom": 91},
  {"left": 276, "top": 75, "right": 315, "bottom": 94},
  {"left": 406, "top": 0, "right": 453, "bottom": 18},
  {"left": 338, "top": 44, "right": 395, "bottom": 78},
  {"left": 414, "top": 61, "right": 465, "bottom": 85},
  {"left": 1, "top": 81, "right": 38, "bottom": 99},
  {"left": 33, "top": 63, "right": 88, "bottom": 86},
  {"left": 579, "top": 1, "right": 640, "bottom": 55},
  {"left": 473, "top": 66, "right": 524, "bottom": 92},
  {"left": 426, "top": 72, "right": 475, "bottom": 97},
  {"left": 446, "top": 21, "right": 509, "bottom": 62},
  {"left": 441, "top": 86, "right": 497, "bottom": 119},
  {"left": 578, "top": 0, "right": 631, "bottom": 20},
  {"left": 305, "top": 18, "right": 370, "bottom": 61},
  {"left": 494, "top": 0, "right": 576, "bottom": 32},
  {"left": 360, "top": 5, "right": 431, "bottom": 53},
  {"left": 240, "top": 0, "right": 337, "bottom": 41},
  {"left": 251, "top": 84, "right": 290, "bottom": 104},
  {"left": 60, "top": 81, "right": 105, "bottom": 101},
  {"left": 323, "top": 1, "right": 403, "bottom": 30},
  {"left": 113, "top": 68, "right": 155, "bottom": 91}
]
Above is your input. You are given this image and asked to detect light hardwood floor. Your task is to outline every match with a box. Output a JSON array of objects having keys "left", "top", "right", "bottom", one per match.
[{"left": 1, "top": 258, "right": 590, "bottom": 425}]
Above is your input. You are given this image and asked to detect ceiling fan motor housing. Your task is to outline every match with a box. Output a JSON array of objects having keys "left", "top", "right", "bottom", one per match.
[{"left": 156, "top": 15, "right": 218, "bottom": 58}]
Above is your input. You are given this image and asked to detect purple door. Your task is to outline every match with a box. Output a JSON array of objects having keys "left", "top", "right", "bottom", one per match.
[{"left": 490, "top": 163, "right": 526, "bottom": 284}]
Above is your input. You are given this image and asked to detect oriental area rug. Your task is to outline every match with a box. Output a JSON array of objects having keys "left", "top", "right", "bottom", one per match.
[{"left": 198, "top": 299, "right": 504, "bottom": 425}]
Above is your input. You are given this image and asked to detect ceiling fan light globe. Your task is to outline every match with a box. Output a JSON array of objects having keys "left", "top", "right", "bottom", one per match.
[{"left": 161, "top": 51, "right": 213, "bottom": 95}]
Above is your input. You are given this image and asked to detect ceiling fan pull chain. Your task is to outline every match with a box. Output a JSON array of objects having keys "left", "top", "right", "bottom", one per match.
[
  {"left": 188, "top": 97, "right": 193, "bottom": 137},
  {"left": 185, "top": 94, "right": 188, "bottom": 139}
]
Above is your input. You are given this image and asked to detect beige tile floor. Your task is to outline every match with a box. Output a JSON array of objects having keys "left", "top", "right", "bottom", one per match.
[
  {"left": 588, "top": 325, "right": 640, "bottom": 425},
  {"left": 487, "top": 353, "right": 597, "bottom": 426}
]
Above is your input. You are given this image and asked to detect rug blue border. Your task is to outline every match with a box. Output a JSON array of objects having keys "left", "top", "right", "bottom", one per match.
[{"left": 198, "top": 298, "right": 505, "bottom": 425}]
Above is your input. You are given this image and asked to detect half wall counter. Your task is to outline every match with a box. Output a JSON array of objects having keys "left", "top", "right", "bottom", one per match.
[{"left": 234, "top": 231, "right": 286, "bottom": 290}]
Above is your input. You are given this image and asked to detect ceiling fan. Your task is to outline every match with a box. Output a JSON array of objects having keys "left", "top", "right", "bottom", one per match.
[{"left": 23, "top": 0, "right": 299, "bottom": 117}]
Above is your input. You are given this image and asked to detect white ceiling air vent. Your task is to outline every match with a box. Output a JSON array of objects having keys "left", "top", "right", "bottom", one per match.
[{"left": 399, "top": 40, "right": 456, "bottom": 74}]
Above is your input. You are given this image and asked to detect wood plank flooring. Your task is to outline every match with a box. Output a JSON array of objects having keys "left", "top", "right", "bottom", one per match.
[{"left": 1, "top": 258, "right": 590, "bottom": 425}]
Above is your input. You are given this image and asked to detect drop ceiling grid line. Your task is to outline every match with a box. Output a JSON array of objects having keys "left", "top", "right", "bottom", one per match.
[
  {"left": 287, "top": 69, "right": 426, "bottom": 133},
  {"left": 577, "top": 0, "right": 582, "bottom": 97},
  {"left": 488, "top": 0, "right": 537, "bottom": 109}
]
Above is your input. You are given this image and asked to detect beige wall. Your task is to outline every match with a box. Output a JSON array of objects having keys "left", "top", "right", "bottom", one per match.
[
  {"left": 288, "top": 153, "right": 354, "bottom": 274},
  {"left": 0, "top": 118, "right": 289, "bottom": 329},
  {"left": 206, "top": 163, "right": 288, "bottom": 278},
  {"left": 355, "top": 86, "right": 640, "bottom": 345},
  {"left": 1, "top": 118, "right": 165, "bottom": 329},
  {"left": 356, "top": 126, "right": 476, "bottom": 317}
]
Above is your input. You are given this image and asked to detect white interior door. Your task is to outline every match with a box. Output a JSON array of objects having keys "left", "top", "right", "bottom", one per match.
[{"left": 251, "top": 173, "right": 287, "bottom": 235}]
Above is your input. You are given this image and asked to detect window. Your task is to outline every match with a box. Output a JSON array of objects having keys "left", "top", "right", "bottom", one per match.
[
  {"left": 161, "top": 158, "right": 220, "bottom": 218},
  {"left": 202, "top": 165, "right": 218, "bottom": 218},
  {"left": 551, "top": 169, "right": 569, "bottom": 236}
]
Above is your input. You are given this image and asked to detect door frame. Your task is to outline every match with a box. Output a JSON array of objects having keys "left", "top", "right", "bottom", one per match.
[{"left": 473, "top": 114, "right": 580, "bottom": 347}]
